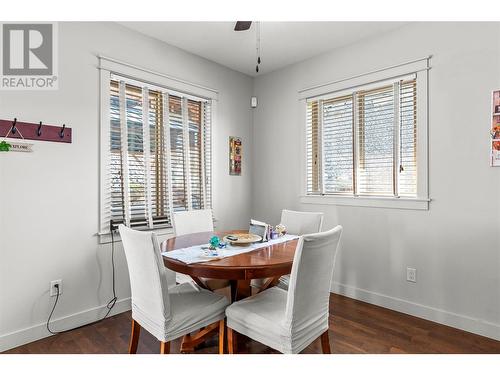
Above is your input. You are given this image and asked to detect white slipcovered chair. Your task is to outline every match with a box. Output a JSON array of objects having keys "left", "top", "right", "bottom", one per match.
[
  {"left": 119, "top": 224, "right": 229, "bottom": 354},
  {"left": 172, "top": 209, "right": 214, "bottom": 236},
  {"left": 226, "top": 225, "right": 342, "bottom": 354},
  {"left": 172, "top": 209, "right": 230, "bottom": 290},
  {"left": 251, "top": 209, "right": 324, "bottom": 292},
  {"left": 280, "top": 209, "right": 324, "bottom": 236}
]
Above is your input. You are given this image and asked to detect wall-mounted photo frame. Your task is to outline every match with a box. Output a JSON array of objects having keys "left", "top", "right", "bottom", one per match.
[
  {"left": 491, "top": 90, "right": 500, "bottom": 166},
  {"left": 229, "top": 136, "right": 242, "bottom": 175}
]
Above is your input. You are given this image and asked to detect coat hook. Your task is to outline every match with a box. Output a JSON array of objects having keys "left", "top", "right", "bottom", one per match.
[
  {"left": 37, "top": 121, "right": 42, "bottom": 137},
  {"left": 11, "top": 118, "right": 17, "bottom": 134},
  {"left": 59, "top": 124, "right": 66, "bottom": 139}
]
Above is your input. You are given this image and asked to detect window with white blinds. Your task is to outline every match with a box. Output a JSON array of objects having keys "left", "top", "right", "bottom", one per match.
[
  {"left": 103, "top": 77, "right": 212, "bottom": 232},
  {"left": 306, "top": 78, "right": 417, "bottom": 198}
]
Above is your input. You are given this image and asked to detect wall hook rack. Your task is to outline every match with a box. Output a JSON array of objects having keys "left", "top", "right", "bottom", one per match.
[
  {"left": 0, "top": 119, "right": 72, "bottom": 143},
  {"left": 59, "top": 124, "right": 66, "bottom": 139},
  {"left": 11, "top": 118, "right": 17, "bottom": 134}
]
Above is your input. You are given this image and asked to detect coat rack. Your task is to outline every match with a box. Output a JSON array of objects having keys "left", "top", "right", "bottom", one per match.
[{"left": 0, "top": 118, "right": 72, "bottom": 144}]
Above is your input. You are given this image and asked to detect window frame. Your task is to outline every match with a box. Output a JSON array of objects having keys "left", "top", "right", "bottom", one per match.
[
  {"left": 299, "top": 57, "right": 430, "bottom": 210},
  {"left": 98, "top": 57, "right": 218, "bottom": 243}
]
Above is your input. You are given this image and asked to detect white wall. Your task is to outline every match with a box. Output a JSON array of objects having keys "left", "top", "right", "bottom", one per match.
[
  {"left": 0, "top": 22, "right": 253, "bottom": 351},
  {"left": 252, "top": 22, "right": 500, "bottom": 339}
]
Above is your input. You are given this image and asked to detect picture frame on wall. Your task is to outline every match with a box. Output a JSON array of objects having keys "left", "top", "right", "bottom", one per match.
[
  {"left": 491, "top": 90, "right": 500, "bottom": 166},
  {"left": 229, "top": 136, "right": 242, "bottom": 175}
]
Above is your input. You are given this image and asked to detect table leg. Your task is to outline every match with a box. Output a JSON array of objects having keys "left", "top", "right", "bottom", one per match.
[
  {"left": 230, "top": 280, "right": 238, "bottom": 302},
  {"left": 190, "top": 276, "right": 210, "bottom": 290},
  {"left": 255, "top": 276, "right": 280, "bottom": 294},
  {"left": 180, "top": 322, "right": 220, "bottom": 353}
]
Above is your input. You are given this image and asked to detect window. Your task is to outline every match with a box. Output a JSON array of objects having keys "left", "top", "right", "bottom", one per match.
[
  {"left": 307, "top": 78, "right": 417, "bottom": 198},
  {"left": 102, "top": 76, "right": 212, "bottom": 233},
  {"left": 302, "top": 57, "right": 429, "bottom": 209}
]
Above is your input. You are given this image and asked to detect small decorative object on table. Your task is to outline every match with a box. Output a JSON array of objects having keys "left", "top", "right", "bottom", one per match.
[
  {"left": 209, "top": 236, "right": 220, "bottom": 250},
  {"left": 275, "top": 224, "right": 287, "bottom": 237}
]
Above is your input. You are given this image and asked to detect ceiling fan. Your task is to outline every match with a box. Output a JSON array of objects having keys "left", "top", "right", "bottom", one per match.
[
  {"left": 233, "top": 21, "right": 262, "bottom": 73},
  {"left": 234, "top": 21, "right": 252, "bottom": 31}
]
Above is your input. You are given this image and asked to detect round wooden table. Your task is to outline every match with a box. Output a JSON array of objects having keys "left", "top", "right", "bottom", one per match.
[{"left": 161, "top": 230, "right": 298, "bottom": 302}]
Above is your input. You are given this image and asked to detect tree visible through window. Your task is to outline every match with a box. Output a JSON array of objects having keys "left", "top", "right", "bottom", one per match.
[{"left": 106, "top": 78, "right": 212, "bottom": 230}]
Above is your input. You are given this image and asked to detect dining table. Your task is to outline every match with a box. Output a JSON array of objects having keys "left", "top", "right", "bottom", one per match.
[
  {"left": 161, "top": 230, "right": 298, "bottom": 300},
  {"left": 160, "top": 230, "right": 298, "bottom": 352}
]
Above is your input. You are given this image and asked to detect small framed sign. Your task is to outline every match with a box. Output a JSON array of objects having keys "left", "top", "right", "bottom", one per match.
[
  {"left": 229, "top": 136, "right": 242, "bottom": 175},
  {"left": 491, "top": 90, "right": 500, "bottom": 166},
  {"left": 0, "top": 140, "right": 33, "bottom": 152}
]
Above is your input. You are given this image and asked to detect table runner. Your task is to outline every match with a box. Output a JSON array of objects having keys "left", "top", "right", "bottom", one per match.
[{"left": 162, "top": 234, "right": 299, "bottom": 264}]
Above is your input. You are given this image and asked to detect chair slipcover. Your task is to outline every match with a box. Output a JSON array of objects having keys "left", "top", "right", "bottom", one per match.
[
  {"left": 119, "top": 225, "right": 229, "bottom": 342},
  {"left": 251, "top": 209, "right": 324, "bottom": 290},
  {"left": 172, "top": 209, "right": 230, "bottom": 290},
  {"left": 227, "top": 225, "right": 342, "bottom": 353},
  {"left": 280, "top": 209, "right": 324, "bottom": 237},
  {"left": 173, "top": 209, "right": 214, "bottom": 236}
]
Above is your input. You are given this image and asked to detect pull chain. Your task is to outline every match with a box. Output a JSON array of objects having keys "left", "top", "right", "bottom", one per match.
[{"left": 256, "top": 22, "right": 261, "bottom": 73}]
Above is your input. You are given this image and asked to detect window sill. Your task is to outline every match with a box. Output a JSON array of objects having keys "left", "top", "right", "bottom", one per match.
[
  {"left": 97, "top": 218, "right": 219, "bottom": 244},
  {"left": 300, "top": 195, "right": 430, "bottom": 210},
  {"left": 98, "top": 226, "right": 175, "bottom": 244}
]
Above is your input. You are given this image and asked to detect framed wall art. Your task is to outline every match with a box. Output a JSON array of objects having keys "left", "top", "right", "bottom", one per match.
[
  {"left": 491, "top": 90, "right": 500, "bottom": 166},
  {"left": 229, "top": 136, "right": 242, "bottom": 175}
]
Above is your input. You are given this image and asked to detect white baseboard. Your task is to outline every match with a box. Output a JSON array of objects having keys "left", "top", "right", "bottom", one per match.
[
  {"left": 332, "top": 282, "right": 500, "bottom": 341},
  {"left": 0, "top": 297, "right": 131, "bottom": 353}
]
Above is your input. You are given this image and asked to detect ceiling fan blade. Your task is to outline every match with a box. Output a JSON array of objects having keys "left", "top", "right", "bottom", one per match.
[{"left": 234, "top": 21, "right": 252, "bottom": 31}]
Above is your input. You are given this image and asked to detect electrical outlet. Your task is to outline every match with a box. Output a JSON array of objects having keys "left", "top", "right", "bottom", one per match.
[
  {"left": 50, "top": 279, "right": 62, "bottom": 297},
  {"left": 406, "top": 268, "right": 417, "bottom": 283}
]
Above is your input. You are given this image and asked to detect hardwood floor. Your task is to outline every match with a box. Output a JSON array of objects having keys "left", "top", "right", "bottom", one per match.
[{"left": 4, "top": 293, "right": 500, "bottom": 354}]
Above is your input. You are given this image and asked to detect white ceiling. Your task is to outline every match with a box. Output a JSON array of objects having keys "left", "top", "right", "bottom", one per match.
[{"left": 119, "top": 22, "right": 406, "bottom": 76}]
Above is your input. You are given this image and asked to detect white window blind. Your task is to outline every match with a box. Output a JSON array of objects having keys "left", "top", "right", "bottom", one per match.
[
  {"left": 322, "top": 95, "right": 354, "bottom": 194},
  {"left": 398, "top": 80, "right": 417, "bottom": 197},
  {"left": 306, "top": 78, "right": 417, "bottom": 198},
  {"left": 357, "top": 84, "right": 395, "bottom": 196},
  {"left": 168, "top": 95, "right": 188, "bottom": 212},
  {"left": 306, "top": 100, "right": 320, "bottom": 194},
  {"left": 104, "top": 77, "right": 212, "bottom": 232}
]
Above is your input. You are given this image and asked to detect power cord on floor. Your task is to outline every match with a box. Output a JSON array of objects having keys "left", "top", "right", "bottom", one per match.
[{"left": 46, "top": 225, "right": 118, "bottom": 335}]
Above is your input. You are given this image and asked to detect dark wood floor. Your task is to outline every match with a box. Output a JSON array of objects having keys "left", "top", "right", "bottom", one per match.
[{"left": 4, "top": 293, "right": 500, "bottom": 354}]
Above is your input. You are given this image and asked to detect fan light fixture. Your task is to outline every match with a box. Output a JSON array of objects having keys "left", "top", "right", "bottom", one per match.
[{"left": 234, "top": 21, "right": 262, "bottom": 74}]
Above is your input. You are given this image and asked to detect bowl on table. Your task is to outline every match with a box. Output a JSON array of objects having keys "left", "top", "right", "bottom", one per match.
[{"left": 223, "top": 233, "right": 262, "bottom": 246}]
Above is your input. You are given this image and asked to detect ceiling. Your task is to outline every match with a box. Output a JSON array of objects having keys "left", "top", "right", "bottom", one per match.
[{"left": 119, "top": 22, "right": 406, "bottom": 77}]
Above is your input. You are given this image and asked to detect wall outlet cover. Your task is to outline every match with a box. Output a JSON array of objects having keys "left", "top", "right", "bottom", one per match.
[
  {"left": 50, "top": 279, "right": 62, "bottom": 297},
  {"left": 406, "top": 268, "right": 417, "bottom": 283}
]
